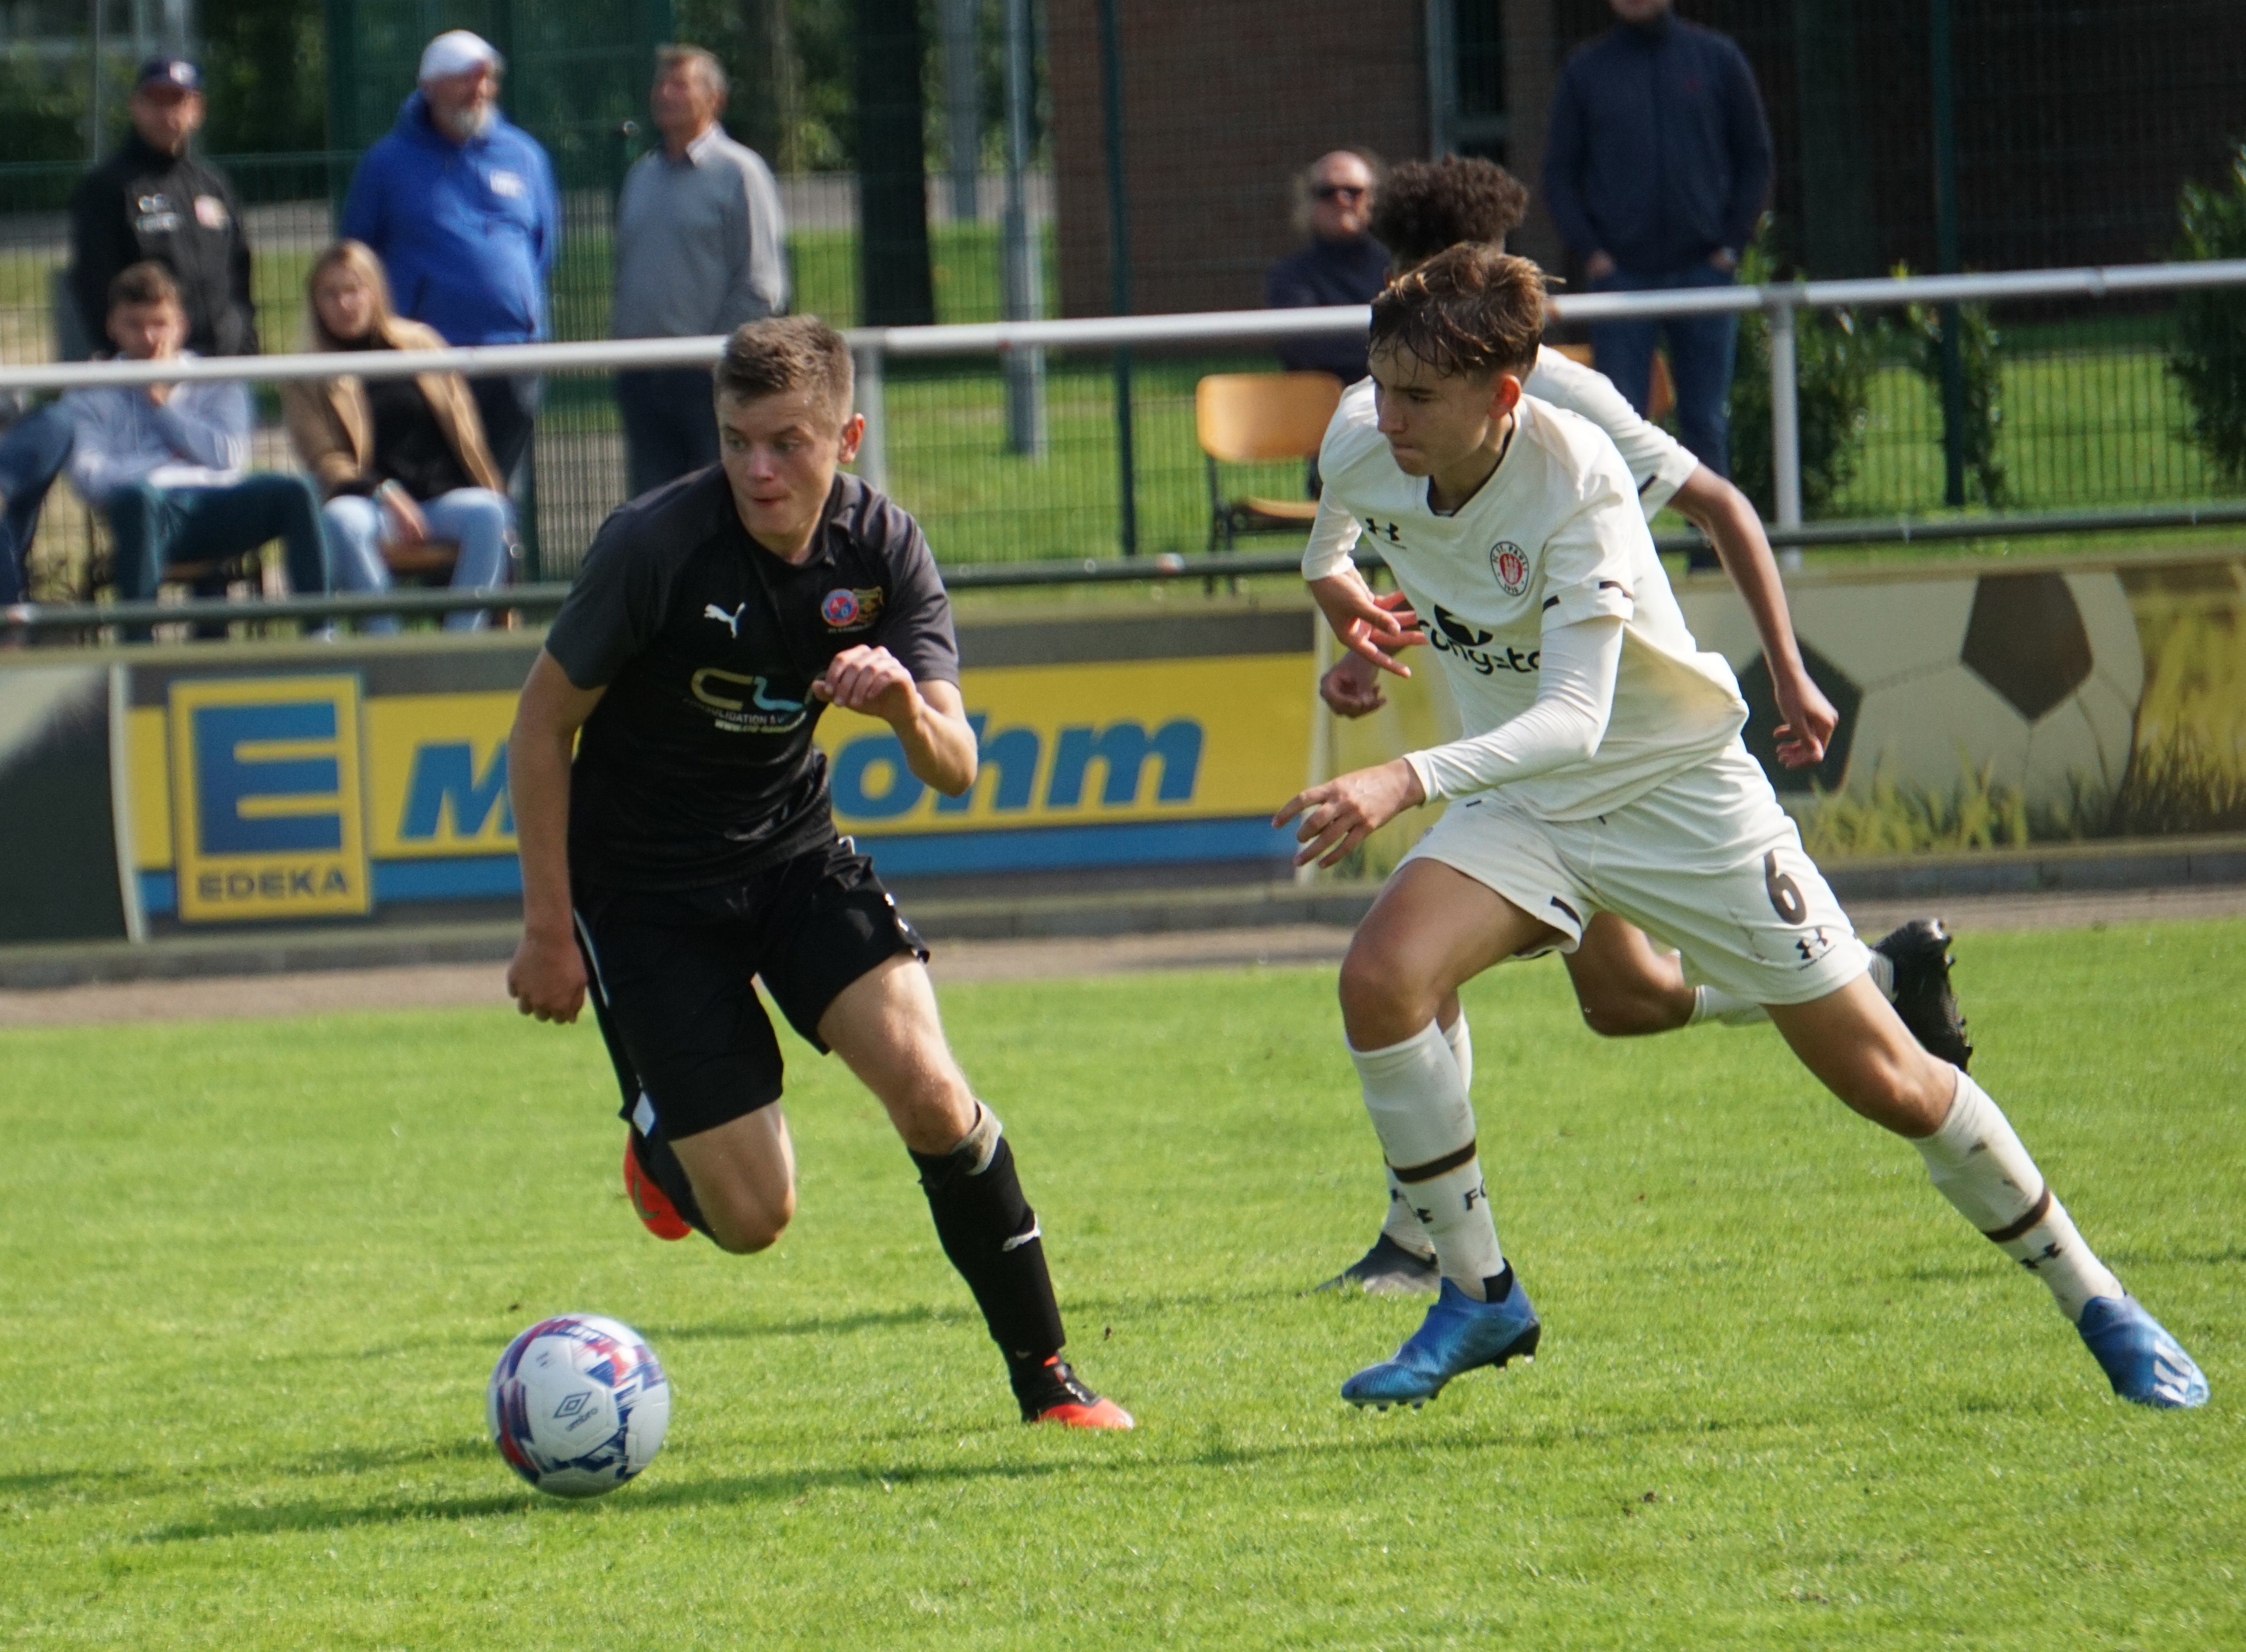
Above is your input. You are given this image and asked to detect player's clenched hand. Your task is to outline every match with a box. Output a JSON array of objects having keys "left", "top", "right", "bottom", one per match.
[
  {"left": 814, "top": 644, "right": 916, "bottom": 721},
  {"left": 1769, "top": 663, "right": 1838, "bottom": 769},
  {"left": 508, "top": 928, "right": 587, "bottom": 1024},
  {"left": 1308, "top": 574, "right": 1425, "bottom": 678},
  {"left": 1319, "top": 651, "right": 1388, "bottom": 718},
  {"left": 1274, "top": 759, "right": 1425, "bottom": 869}
]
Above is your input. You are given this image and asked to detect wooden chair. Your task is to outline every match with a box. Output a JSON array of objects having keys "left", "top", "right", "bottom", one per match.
[
  {"left": 1552, "top": 342, "right": 1675, "bottom": 422},
  {"left": 1196, "top": 372, "right": 1345, "bottom": 553}
]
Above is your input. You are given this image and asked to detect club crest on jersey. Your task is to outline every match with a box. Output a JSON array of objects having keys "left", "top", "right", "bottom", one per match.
[
  {"left": 1490, "top": 541, "right": 1530, "bottom": 596},
  {"left": 821, "top": 587, "right": 883, "bottom": 630}
]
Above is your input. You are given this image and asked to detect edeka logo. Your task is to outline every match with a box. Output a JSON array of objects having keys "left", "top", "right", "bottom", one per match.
[{"left": 168, "top": 676, "right": 370, "bottom": 923}]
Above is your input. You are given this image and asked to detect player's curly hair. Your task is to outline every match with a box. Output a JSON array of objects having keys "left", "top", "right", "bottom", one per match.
[
  {"left": 1368, "top": 156, "right": 1532, "bottom": 272},
  {"left": 714, "top": 315, "right": 854, "bottom": 425},
  {"left": 1369, "top": 245, "right": 1546, "bottom": 378}
]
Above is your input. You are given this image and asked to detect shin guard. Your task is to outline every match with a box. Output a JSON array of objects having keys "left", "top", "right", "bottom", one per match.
[{"left": 910, "top": 1107, "right": 1067, "bottom": 1367}]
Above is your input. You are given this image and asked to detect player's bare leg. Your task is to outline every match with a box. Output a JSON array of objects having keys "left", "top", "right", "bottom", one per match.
[
  {"left": 670, "top": 1107, "right": 798, "bottom": 1253},
  {"left": 1565, "top": 913, "right": 1696, "bottom": 1035},
  {"left": 819, "top": 955, "right": 1132, "bottom": 1428},
  {"left": 1330, "top": 862, "right": 1553, "bottom": 1407},
  {"left": 1766, "top": 975, "right": 2207, "bottom": 1408}
]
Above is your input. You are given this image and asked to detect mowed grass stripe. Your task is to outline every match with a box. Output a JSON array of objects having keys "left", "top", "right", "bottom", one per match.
[{"left": 1, "top": 920, "right": 2239, "bottom": 1649}]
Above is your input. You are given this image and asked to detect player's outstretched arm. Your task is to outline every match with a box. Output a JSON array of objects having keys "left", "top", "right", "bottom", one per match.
[
  {"left": 815, "top": 646, "right": 978, "bottom": 795},
  {"left": 506, "top": 650, "right": 606, "bottom": 1023},
  {"left": 1308, "top": 572, "right": 1426, "bottom": 678},
  {"left": 1670, "top": 466, "right": 1836, "bottom": 768}
]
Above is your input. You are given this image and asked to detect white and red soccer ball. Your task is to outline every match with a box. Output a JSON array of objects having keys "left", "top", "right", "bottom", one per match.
[{"left": 486, "top": 1313, "right": 671, "bottom": 1498}]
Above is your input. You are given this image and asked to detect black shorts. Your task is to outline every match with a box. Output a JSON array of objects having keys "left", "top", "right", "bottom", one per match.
[{"left": 572, "top": 839, "right": 929, "bottom": 1142}]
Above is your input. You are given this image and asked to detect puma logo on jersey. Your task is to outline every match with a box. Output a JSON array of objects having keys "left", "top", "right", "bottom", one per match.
[{"left": 703, "top": 602, "right": 748, "bottom": 637}]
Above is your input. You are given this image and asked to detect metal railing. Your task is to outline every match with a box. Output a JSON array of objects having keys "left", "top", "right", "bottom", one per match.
[{"left": 8, "top": 257, "right": 2246, "bottom": 638}]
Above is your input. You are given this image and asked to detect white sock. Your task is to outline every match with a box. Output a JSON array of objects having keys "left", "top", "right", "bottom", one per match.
[
  {"left": 1912, "top": 1071, "right": 2122, "bottom": 1322},
  {"left": 1440, "top": 1010, "right": 1473, "bottom": 1092},
  {"left": 1866, "top": 950, "right": 1896, "bottom": 1000},
  {"left": 1375, "top": 1012, "right": 1473, "bottom": 1262},
  {"left": 1351, "top": 1021, "right": 1506, "bottom": 1298},
  {"left": 1689, "top": 984, "right": 1769, "bottom": 1027},
  {"left": 1379, "top": 1166, "right": 1436, "bottom": 1261},
  {"left": 1690, "top": 955, "right": 1896, "bottom": 1029}
]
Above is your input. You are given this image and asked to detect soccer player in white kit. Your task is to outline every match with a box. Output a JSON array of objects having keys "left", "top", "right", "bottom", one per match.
[
  {"left": 1276, "top": 246, "right": 2207, "bottom": 1412},
  {"left": 1311, "top": 155, "right": 1972, "bottom": 1297}
]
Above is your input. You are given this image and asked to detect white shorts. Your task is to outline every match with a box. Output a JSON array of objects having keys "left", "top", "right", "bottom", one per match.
[{"left": 1401, "top": 744, "right": 1870, "bottom": 1006}]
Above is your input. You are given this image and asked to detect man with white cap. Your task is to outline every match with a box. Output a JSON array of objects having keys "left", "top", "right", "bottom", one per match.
[{"left": 340, "top": 31, "right": 559, "bottom": 483}]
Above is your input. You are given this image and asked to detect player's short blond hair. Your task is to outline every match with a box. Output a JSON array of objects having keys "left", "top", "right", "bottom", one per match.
[
  {"left": 1368, "top": 245, "right": 1545, "bottom": 379},
  {"left": 713, "top": 316, "right": 853, "bottom": 427}
]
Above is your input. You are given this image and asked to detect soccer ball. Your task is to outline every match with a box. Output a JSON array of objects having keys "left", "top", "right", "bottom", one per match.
[
  {"left": 486, "top": 1313, "right": 671, "bottom": 1498},
  {"left": 1687, "top": 569, "right": 2144, "bottom": 814}
]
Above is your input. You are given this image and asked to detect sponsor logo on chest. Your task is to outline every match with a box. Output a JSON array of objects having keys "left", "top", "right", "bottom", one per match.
[{"left": 1429, "top": 604, "right": 1539, "bottom": 676}]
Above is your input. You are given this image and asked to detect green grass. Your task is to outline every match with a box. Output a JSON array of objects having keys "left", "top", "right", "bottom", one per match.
[{"left": 3, "top": 921, "right": 2241, "bottom": 1647}]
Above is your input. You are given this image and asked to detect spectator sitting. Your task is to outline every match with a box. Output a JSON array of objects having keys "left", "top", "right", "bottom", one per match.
[
  {"left": 339, "top": 30, "right": 558, "bottom": 484},
  {"left": 64, "top": 263, "right": 329, "bottom": 637},
  {"left": 0, "top": 397, "right": 77, "bottom": 609},
  {"left": 284, "top": 241, "right": 513, "bottom": 635},
  {"left": 1264, "top": 149, "right": 1388, "bottom": 385},
  {"left": 612, "top": 44, "right": 789, "bottom": 498}
]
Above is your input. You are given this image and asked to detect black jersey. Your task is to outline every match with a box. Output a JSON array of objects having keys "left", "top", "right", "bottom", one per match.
[{"left": 545, "top": 467, "right": 960, "bottom": 892}]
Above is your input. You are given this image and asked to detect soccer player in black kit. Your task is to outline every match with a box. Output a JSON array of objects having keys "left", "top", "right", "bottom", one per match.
[{"left": 505, "top": 317, "right": 1132, "bottom": 1429}]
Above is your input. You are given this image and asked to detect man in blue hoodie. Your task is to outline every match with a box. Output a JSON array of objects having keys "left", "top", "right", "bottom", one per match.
[
  {"left": 341, "top": 31, "right": 558, "bottom": 483},
  {"left": 1543, "top": 0, "right": 1771, "bottom": 481}
]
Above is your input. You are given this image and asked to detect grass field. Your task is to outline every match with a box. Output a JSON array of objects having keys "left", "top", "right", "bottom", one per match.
[{"left": 3, "top": 920, "right": 2239, "bottom": 1648}]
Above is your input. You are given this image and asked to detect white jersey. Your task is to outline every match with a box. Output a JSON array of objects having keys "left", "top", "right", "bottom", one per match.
[
  {"left": 1309, "top": 390, "right": 1748, "bottom": 821},
  {"left": 1322, "top": 345, "right": 1697, "bottom": 524}
]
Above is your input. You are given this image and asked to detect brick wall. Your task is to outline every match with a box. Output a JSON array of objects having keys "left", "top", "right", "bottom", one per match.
[{"left": 1047, "top": 0, "right": 1429, "bottom": 318}]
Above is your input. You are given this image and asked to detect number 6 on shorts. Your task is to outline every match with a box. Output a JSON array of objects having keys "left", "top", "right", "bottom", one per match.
[{"left": 1763, "top": 849, "right": 1808, "bottom": 925}]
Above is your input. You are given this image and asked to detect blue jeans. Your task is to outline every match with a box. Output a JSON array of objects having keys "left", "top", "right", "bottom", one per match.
[
  {"left": 0, "top": 402, "right": 76, "bottom": 605},
  {"left": 1586, "top": 261, "right": 1740, "bottom": 479},
  {"left": 106, "top": 474, "right": 331, "bottom": 638},
  {"left": 616, "top": 367, "right": 720, "bottom": 499},
  {"left": 322, "top": 487, "right": 512, "bottom": 634}
]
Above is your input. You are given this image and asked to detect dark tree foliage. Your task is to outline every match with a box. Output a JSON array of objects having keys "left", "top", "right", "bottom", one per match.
[{"left": 2171, "top": 146, "right": 2246, "bottom": 484}]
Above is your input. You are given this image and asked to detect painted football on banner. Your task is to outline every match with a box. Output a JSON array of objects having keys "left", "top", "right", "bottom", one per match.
[
  {"left": 1700, "top": 570, "right": 2144, "bottom": 815},
  {"left": 486, "top": 1313, "right": 671, "bottom": 1498}
]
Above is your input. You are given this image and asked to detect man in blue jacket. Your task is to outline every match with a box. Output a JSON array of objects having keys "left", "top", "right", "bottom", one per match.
[
  {"left": 1543, "top": 0, "right": 1771, "bottom": 481},
  {"left": 341, "top": 31, "right": 558, "bottom": 484}
]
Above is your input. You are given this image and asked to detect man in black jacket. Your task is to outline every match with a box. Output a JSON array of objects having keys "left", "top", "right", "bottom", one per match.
[
  {"left": 1543, "top": 0, "right": 1771, "bottom": 479},
  {"left": 68, "top": 58, "right": 257, "bottom": 361}
]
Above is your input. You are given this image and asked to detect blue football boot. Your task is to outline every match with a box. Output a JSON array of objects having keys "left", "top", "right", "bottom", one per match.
[
  {"left": 2077, "top": 1295, "right": 2209, "bottom": 1409},
  {"left": 1341, "top": 1275, "right": 1541, "bottom": 1409}
]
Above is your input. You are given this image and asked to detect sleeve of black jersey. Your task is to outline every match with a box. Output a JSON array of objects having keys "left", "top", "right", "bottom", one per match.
[
  {"left": 876, "top": 514, "right": 962, "bottom": 685},
  {"left": 543, "top": 510, "right": 667, "bottom": 690}
]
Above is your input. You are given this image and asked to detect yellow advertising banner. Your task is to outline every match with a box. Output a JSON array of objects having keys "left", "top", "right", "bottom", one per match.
[
  {"left": 165, "top": 674, "right": 372, "bottom": 922},
  {"left": 119, "top": 649, "right": 1317, "bottom": 922}
]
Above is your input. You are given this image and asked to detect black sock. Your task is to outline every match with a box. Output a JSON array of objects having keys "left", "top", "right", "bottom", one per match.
[
  {"left": 909, "top": 1132, "right": 1066, "bottom": 1387},
  {"left": 633, "top": 1128, "right": 714, "bottom": 1240},
  {"left": 1483, "top": 1264, "right": 1516, "bottom": 1303}
]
